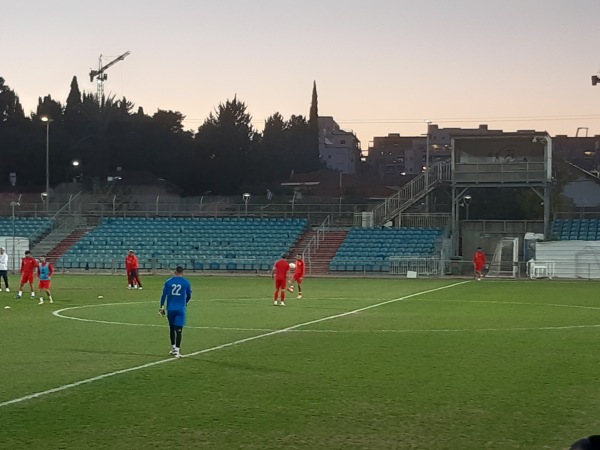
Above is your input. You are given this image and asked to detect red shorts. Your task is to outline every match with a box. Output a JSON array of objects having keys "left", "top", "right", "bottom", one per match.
[
  {"left": 474, "top": 263, "right": 485, "bottom": 272},
  {"left": 275, "top": 278, "right": 287, "bottom": 290},
  {"left": 39, "top": 280, "right": 51, "bottom": 290},
  {"left": 21, "top": 273, "right": 34, "bottom": 284},
  {"left": 293, "top": 274, "right": 303, "bottom": 284}
]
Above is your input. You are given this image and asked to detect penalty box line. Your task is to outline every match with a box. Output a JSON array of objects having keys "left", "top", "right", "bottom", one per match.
[{"left": 0, "top": 280, "right": 468, "bottom": 409}]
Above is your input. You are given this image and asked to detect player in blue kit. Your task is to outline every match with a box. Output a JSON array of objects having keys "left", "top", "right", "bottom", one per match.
[{"left": 159, "top": 266, "right": 192, "bottom": 358}]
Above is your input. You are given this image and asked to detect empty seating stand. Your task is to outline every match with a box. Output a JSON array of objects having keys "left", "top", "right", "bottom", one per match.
[
  {"left": 330, "top": 227, "right": 445, "bottom": 273},
  {"left": 0, "top": 217, "right": 54, "bottom": 243},
  {"left": 57, "top": 217, "right": 308, "bottom": 272},
  {"left": 552, "top": 218, "right": 600, "bottom": 241}
]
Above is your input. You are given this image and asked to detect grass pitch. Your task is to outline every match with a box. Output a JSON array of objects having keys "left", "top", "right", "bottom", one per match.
[{"left": 0, "top": 275, "right": 599, "bottom": 449}]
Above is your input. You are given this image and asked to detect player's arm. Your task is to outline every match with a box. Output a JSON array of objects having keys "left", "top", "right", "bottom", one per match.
[
  {"left": 159, "top": 284, "right": 168, "bottom": 316},
  {"left": 185, "top": 283, "right": 192, "bottom": 305}
]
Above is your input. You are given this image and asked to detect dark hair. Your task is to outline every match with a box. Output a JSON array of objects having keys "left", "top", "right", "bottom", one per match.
[
  {"left": 571, "top": 436, "right": 600, "bottom": 450},
  {"left": 175, "top": 266, "right": 184, "bottom": 274},
  {"left": 25, "top": 250, "right": 31, "bottom": 255}
]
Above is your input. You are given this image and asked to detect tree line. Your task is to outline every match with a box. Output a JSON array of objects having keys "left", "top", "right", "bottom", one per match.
[{"left": 0, "top": 76, "right": 321, "bottom": 195}]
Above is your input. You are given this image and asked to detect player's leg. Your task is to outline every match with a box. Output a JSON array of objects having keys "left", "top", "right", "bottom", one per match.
[
  {"left": 168, "top": 324, "right": 177, "bottom": 355},
  {"left": 2, "top": 271, "right": 9, "bottom": 291},
  {"left": 275, "top": 279, "right": 286, "bottom": 305},
  {"left": 135, "top": 270, "right": 142, "bottom": 289},
  {"left": 172, "top": 312, "right": 186, "bottom": 357},
  {"left": 274, "top": 279, "right": 281, "bottom": 305},
  {"left": 174, "top": 326, "right": 183, "bottom": 355},
  {"left": 297, "top": 278, "right": 303, "bottom": 298},
  {"left": 127, "top": 270, "right": 133, "bottom": 288},
  {"left": 23, "top": 275, "right": 35, "bottom": 298},
  {"left": 17, "top": 275, "right": 26, "bottom": 298}
]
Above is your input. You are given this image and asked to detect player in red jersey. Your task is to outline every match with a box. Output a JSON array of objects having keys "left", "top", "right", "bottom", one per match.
[
  {"left": 473, "top": 247, "right": 487, "bottom": 280},
  {"left": 287, "top": 254, "right": 306, "bottom": 299},
  {"left": 271, "top": 255, "right": 290, "bottom": 306},
  {"left": 17, "top": 250, "right": 39, "bottom": 299},
  {"left": 125, "top": 250, "right": 143, "bottom": 289}
]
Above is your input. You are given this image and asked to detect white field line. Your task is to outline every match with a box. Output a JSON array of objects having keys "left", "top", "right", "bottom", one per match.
[
  {"left": 0, "top": 281, "right": 468, "bottom": 409},
  {"left": 53, "top": 298, "right": 600, "bottom": 334}
]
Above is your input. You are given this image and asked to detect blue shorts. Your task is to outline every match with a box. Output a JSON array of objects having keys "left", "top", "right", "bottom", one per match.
[{"left": 167, "top": 309, "right": 186, "bottom": 327}]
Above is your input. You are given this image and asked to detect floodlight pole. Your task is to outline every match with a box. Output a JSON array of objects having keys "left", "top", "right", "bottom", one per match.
[
  {"left": 463, "top": 195, "right": 472, "bottom": 220},
  {"left": 243, "top": 193, "right": 251, "bottom": 215},
  {"left": 41, "top": 116, "right": 53, "bottom": 214},
  {"left": 10, "top": 201, "right": 20, "bottom": 272},
  {"left": 425, "top": 120, "right": 432, "bottom": 212}
]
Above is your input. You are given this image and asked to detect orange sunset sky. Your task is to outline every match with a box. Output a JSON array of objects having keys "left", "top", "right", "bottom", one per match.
[{"left": 3, "top": 0, "right": 600, "bottom": 149}]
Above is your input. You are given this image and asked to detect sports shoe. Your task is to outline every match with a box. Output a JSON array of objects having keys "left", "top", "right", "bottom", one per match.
[
  {"left": 138, "top": 287, "right": 143, "bottom": 290},
  {"left": 49, "top": 298, "right": 53, "bottom": 304},
  {"left": 169, "top": 348, "right": 177, "bottom": 355},
  {"left": 128, "top": 285, "right": 132, "bottom": 289},
  {"left": 273, "top": 300, "right": 278, "bottom": 306},
  {"left": 38, "top": 299, "right": 44, "bottom": 305},
  {"left": 173, "top": 352, "right": 182, "bottom": 358},
  {"left": 279, "top": 301, "right": 286, "bottom": 307},
  {"left": 5, "top": 288, "right": 9, "bottom": 293},
  {"left": 297, "top": 294, "right": 302, "bottom": 299}
]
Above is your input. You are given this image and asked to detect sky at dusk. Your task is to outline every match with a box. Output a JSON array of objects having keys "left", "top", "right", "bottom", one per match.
[{"left": 3, "top": 0, "right": 600, "bottom": 149}]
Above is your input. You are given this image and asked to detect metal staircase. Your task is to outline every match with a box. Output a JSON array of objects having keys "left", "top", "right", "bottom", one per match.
[{"left": 371, "top": 159, "right": 451, "bottom": 226}]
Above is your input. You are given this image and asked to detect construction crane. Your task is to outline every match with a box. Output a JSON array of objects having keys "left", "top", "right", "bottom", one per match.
[{"left": 89, "top": 51, "right": 131, "bottom": 100}]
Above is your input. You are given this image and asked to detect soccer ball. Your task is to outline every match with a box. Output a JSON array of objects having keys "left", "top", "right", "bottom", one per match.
[{"left": 289, "top": 263, "right": 296, "bottom": 270}]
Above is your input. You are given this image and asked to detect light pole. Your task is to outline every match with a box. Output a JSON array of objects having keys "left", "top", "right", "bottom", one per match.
[
  {"left": 424, "top": 120, "right": 432, "bottom": 185},
  {"left": 242, "top": 193, "right": 251, "bottom": 215},
  {"left": 463, "top": 195, "right": 472, "bottom": 220},
  {"left": 10, "top": 201, "right": 20, "bottom": 272},
  {"left": 41, "top": 116, "right": 53, "bottom": 214},
  {"left": 424, "top": 120, "right": 432, "bottom": 212}
]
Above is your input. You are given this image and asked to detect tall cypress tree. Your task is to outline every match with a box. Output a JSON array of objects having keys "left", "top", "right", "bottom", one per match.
[
  {"left": 307, "top": 81, "right": 320, "bottom": 171},
  {"left": 64, "top": 76, "right": 83, "bottom": 135}
]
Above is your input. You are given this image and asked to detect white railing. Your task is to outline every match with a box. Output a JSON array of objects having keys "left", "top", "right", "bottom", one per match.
[
  {"left": 302, "top": 216, "right": 330, "bottom": 265},
  {"left": 371, "top": 160, "right": 452, "bottom": 225}
]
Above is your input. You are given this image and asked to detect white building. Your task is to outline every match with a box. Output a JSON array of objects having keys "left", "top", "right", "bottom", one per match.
[{"left": 318, "top": 117, "right": 361, "bottom": 174}]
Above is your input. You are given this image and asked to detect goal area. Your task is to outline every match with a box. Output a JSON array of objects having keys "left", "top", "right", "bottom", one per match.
[{"left": 486, "top": 237, "right": 519, "bottom": 278}]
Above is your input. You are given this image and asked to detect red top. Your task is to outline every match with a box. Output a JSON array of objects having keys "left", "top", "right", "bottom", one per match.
[
  {"left": 295, "top": 259, "right": 306, "bottom": 277},
  {"left": 21, "top": 256, "right": 39, "bottom": 274},
  {"left": 126, "top": 253, "right": 139, "bottom": 270},
  {"left": 473, "top": 250, "right": 486, "bottom": 268},
  {"left": 273, "top": 259, "right": 290, "bottom": 280}
]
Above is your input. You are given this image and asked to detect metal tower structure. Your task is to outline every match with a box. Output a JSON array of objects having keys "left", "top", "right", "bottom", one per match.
[{"left": 89, "top": 51, "right": 131, "bottom": 101}]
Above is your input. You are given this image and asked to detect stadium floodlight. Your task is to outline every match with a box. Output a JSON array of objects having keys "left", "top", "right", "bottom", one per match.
[
  {"left": 463, "top": 195, "right": 472, "bottom": 220},
  {"left": 10, "top": 201, "right": 20, "bottom": 272},
  {"left": 40, "top": 116, "right": 53, "bottom": 214},
  {"left": 242, "top": 193, "right": 251, "bottom": 215}
]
